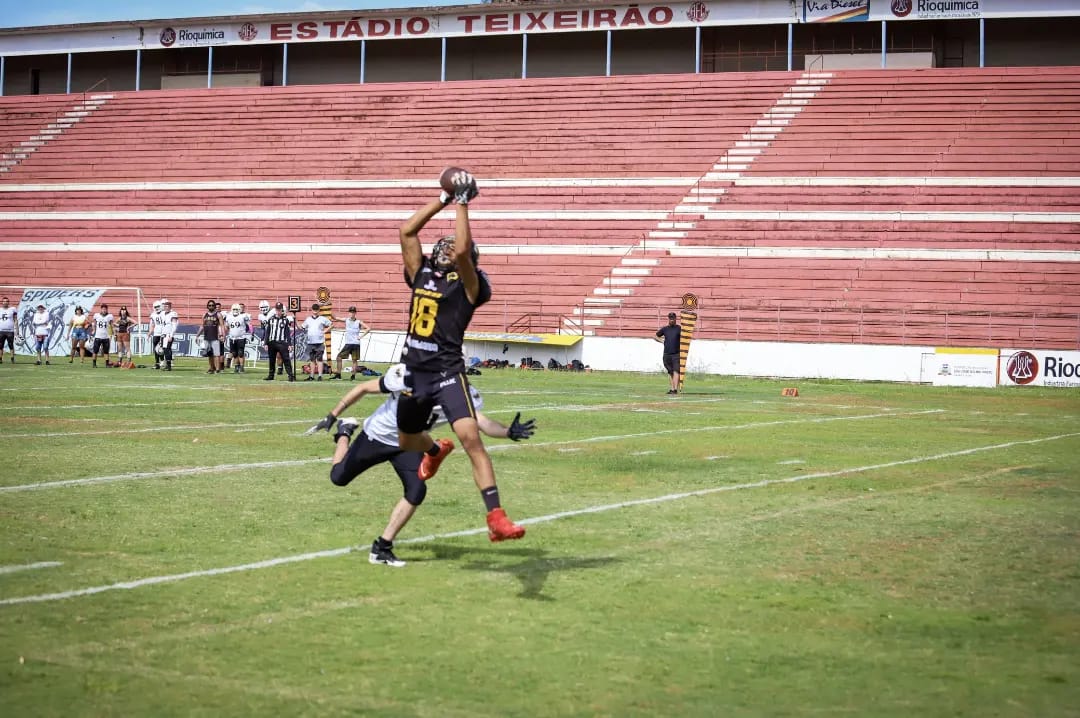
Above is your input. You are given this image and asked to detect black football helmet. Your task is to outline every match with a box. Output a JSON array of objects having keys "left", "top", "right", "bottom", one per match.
[{"left": 430, "top": 235, "right": 479, "bottom": 272}]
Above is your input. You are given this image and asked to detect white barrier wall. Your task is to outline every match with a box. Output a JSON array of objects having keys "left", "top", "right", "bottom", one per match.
[{"left": 360, "top": 332, "right": 1078, "bottom": 387}]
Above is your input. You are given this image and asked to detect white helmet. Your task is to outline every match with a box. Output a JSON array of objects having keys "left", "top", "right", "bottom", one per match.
[
  {"left": 259, "top": 300, "right": 270, "bottom": 311},
  {"left": 152, "top": 300, "right": 162, "bottom": 309},
  {"left": 231, "top": 303, "right": 241, "bottom": 314},
  {"left": 161, "top": 299, "right": 171, "bottom": 307}
]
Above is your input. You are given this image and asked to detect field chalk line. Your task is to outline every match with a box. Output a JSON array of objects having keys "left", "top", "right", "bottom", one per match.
[
  {"left": 0, "top": 409, "right": 942, "bottom": 493},
  {"left": 2, "top": 429, "right": 1076, "bottom": 606}
]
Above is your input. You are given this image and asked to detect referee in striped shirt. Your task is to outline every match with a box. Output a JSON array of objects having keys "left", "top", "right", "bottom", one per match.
[{"left": 263, "top": 302, "right": 296, "bottom": 381}]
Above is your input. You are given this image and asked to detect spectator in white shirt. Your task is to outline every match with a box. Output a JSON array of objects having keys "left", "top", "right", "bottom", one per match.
[
  {"left": 332, "top": 306, "right": 370, "bottom": 380},
  {"left": 300, "top": 303, "right": 332, "bottom": 381}
]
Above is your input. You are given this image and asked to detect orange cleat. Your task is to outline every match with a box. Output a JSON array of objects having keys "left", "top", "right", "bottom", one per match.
[
  {"left": 486, "top": 508, "right": 526, "bottom": 542},
  {"left": 418, "top": 438, "right": 454, "bottom": 481}
]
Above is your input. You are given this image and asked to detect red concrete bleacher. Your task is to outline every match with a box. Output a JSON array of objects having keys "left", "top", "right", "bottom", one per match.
[{"left": 1, "top": 67, "right": 1078, "bottom": 349}]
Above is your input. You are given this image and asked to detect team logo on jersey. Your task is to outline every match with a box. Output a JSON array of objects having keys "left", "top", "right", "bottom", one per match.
[
  {"left": 447, "top": 272, "right": 459, "bottom": 282},
  {"left": 1005, "top": 351, "right": 1038, "bottom": 385}
]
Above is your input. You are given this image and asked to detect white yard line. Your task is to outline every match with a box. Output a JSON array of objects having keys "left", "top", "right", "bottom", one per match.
[
  {"left": 0, "top": 561, "right": 62, "bottom": 575},
  {"left": 12, "top": 398, "right": 278, "bottom": 410},
  {"left": 2, "top": 418, "right": 314, "bottom": 439},
  {"left": 0, "top": 409, "right": 941, "bottom": 493},
  {"left": 2, "top": 430, "right": 1076, "bottom": 606},
  {"left": 0, "top": 459, "right": 330, "bottom": 493}
]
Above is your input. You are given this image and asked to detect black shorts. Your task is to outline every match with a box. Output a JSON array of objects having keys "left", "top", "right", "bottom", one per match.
[
  {"left": 331, "top": 433, "right": 426, "bottom": 505},
  {"left": 0, "top": 332, "right": 13, "bottom": 350},
  {"left": 663, "top": 352, "right": 680, "bottom": 374},
  {"left": 397, "top": 369, "right": 477, "bottom": 434},
  {"left": 230, "top": 338, "right": 247, "bottom": 357},
  {"left": 93, "top": 338, "right": 111, "bottom": 355},
  {"left": 337, "top": 343, "right": 362, "bottom": 360},
  {"left": 307, "top": 343, "right": 325, "bottom": 361}
]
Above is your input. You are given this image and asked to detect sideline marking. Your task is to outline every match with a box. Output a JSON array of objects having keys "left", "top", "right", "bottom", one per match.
[
  {"left": 0, "top": 561, "right": 62, "bottom": 575},
  {"left": 0, "top": 409, "right": 941, "bottom": 493},
  {"left": 2, "top": 430, "right": 1076, "bottom": 606}
]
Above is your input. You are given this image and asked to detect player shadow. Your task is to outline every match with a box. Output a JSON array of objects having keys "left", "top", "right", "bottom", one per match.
[{"left": 421, "top": 543, "right": 619, "bottom": 602}]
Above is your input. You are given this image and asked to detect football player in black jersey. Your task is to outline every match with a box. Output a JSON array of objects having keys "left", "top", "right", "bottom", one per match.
[{"left": 395, "top": 172, "right": 527, "bottom": 542}]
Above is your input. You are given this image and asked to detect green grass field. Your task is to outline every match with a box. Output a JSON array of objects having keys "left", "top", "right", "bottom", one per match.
[{"left": 1, "top": 358, "right": 1078, "bottom": 717}]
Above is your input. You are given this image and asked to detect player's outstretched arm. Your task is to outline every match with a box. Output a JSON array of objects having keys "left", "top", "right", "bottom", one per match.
[
  {"left": 477, "top": 411, "right": 537, "bottom": 441},
  {"left": 400, "top": 198, "right": 447, "bottom": 283},
  {"left": 307, "top": 377, "right": 384, "bottom": 433}
]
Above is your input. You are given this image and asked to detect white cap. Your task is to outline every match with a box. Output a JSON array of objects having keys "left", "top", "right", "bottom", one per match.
[
  {"left": 161, "top": 299, "right": 171, "bottom": 306},
  {"left": 152, "top": 300, "right": 162, "bottom": 308}
]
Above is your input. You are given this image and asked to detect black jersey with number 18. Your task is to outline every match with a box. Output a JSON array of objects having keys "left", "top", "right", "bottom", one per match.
[{"left": 401, "top": 262, "right": 491, "bottom": 373}]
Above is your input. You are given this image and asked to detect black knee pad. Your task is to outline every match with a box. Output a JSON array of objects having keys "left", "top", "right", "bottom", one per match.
[
  {"left": 404, "top": 478, "right": 427, "bottom": 506},
  {"left": 330, "top": 462, "right": 353, "bottom": 487}
]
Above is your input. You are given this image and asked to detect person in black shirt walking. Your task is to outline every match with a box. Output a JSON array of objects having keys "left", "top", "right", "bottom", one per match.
[
  {"left": 263, "top": 302, "right": 296, "bottom": 381},
  {"left": 395, "top": 171, "right": 526, "bottom": 543},
  {"left": 654, "top": 312, "right": 682, "bottom": 395}
]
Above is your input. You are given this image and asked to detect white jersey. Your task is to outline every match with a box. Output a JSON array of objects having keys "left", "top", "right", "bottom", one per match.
[
  {"left": 225, "top": 313, "right": 250, "bottom": 340},
  {"left": 0, "top": 306, "right": 16, "bottom": 332},
  {"left": 364, "top": 375, "right": 483, "bottom": 446},
  {"left": 150, "top": 310, "right": 165, "bottom": 337},
  {"left": 342, "top": 317, "right": 365, "bottom": 345},
  {"left": 32, "top": 310, "right": 50, "bottom": 336},
  {"left": 161, "top": 310, "right": 178, "bottom": 337},
  {"left": 92, "top": 312, "right": 113, "bottom": 340},
  {"left": 302, "top": 315, "right": 331, "bottom": 343}
]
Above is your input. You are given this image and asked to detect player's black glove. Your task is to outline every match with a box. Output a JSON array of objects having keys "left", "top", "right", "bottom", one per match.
[
  {"left": 507, "top": 412, "right": 536, "bottom": 441},
  {"left": 306, "top": 412, "right": 337, "bottom": 435},
  {"left": 454, "top": 178, "right": 479, "bottom": 205}
]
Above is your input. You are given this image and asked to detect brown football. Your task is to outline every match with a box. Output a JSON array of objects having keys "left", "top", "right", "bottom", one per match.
[{"left": 439, "top": 166, "right": 472, "bottom": 192}]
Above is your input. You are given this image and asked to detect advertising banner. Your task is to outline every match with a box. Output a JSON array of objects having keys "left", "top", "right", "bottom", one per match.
[
  {"left": 930, "top": 347, "right": 998, "bottom": 387},
  {"left": 999, "top": 349, "right": 1080, "bottom": 388},
  {"left": 804, "top": 0, "right": 870, "bottom": 23},
  {"left": 15, "top": 287, "right": 106, "bottom": 358}
]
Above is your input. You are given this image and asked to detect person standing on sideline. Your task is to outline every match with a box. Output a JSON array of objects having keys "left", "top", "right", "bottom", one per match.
[
  {"left": 395, "top": 171, "right": 527, "bottom": 543},
  {"left": 30, "top": 303, "right": 51, "bottom": 365},
  {"left": 159, "top": 299, "right": 178, "bottom": 371},
  {"left": 195, "top": 300, "right": 224, "bottom": 374},
  {"left": 224, "top": 303, "right": 250, "bottom": 373},
  {"left": 263, "top": 302, "right": 295, "bottom": 381},
  {"left": 0, "top": 297, "right": 17, "bottom": 363},
  {"left": 308, "top": 364, "right": 537, "bottom": 566},
  {"left": 148, "top": 300, "right": 164, "bottom": 369},
  {"left": 114, "top": 306, "right": 135, "bottom": 367},
  {"left": 301, "top": 303, "right": 332, "bottom": 382},
  {"left": 68, "top": 306, "right": 90, "bottom": 363},
  {"left": 333, "top": 306, "right": 370, "bottom": 380},
  {"left": 654, "top": 311, "right": 682, "bottom": 395},
  {"left": 90, "top": 303, "right": 114, "bottom": 368}
]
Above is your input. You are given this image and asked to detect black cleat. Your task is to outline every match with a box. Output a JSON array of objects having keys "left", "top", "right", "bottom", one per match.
[{"left": 368, "top": 540, "right": 405, "bottom": 568}]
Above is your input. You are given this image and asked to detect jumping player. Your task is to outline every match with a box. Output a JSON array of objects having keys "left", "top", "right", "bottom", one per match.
[{"left": 395, "top": 171, "right": 527, "bottom": 542}]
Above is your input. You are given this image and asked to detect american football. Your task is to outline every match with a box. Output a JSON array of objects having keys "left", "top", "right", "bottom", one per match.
[{"left": 439, "top": 166, "right": 473, "bottom": 193}]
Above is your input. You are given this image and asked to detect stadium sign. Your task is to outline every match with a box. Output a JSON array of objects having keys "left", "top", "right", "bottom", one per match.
[
  {"left": 999, "top": 349, "right": 1080, "bottom": 388},
  {"left": 886, "top": 0, "right": 982, "bottom": 20},
  {"left": 2, "top": 0, "right": 1079, "bottom": 56}
]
